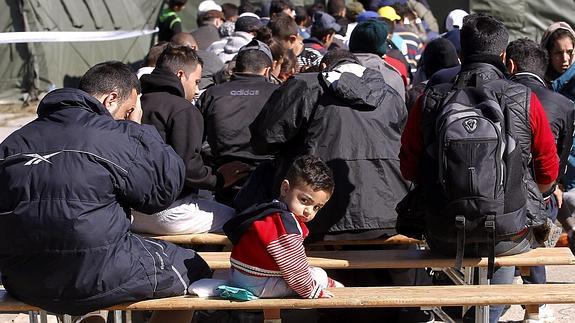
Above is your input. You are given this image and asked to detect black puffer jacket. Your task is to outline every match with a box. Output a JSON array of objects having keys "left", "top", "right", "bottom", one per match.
[
  {"left": 511, "top": 72, "right": 575, "bottom": 178},
  {"left": 141, "top": 67, "right": 221, "bottom": 192},
  {"left": 0, "top": 89, "right": 207, "bottom": 314},
  {"left": 250, "top": 63, "right": 409, "bottom": 238}
]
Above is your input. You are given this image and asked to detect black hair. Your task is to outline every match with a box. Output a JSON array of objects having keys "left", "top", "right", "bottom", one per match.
[
  {"left": 460, "top": 14, "right": 509, "bottom": 59},
  {"left": 294, "top": 6, "right": 309, "bottom": 26},
  {"left": 327, "top": 0, "right": 345, "bottom": 16},
  {"left": 320, "top": 49, "right": 359, "bottom": 71},
  {"left": 144, "top": 42, "right": 169, "bottom": 67},
  {"left": 256, "top": 26, "right": 288, "bottom": 62},
  {"left": 279, "top": 48, "right": 298, "bottom": 80},
  {"left": 238, "top": 1, "right": 255, "bottom": 14},
  {"left": 268, "top": 14, "right": 299, "bottom": 39},
  {"left": 506, "top": 38, "right": 548, "bottom": 78},
  {"left": 156, "top": 44, "right": 203, "bottom": 75},
  {"left": 236, "top": 49, "right": 273, "bottom": 73},
  {"left": 221, "top": 3, "right": 239, "bottom": 20},
  {"left": 270, "top": 0, "right": 294, "bottom": 17},
  {"left": 285, "top": 155, "right": 334, "bottom": 193},
  {"left": 311, "top": 26, "right": 336, "bottom": 40},
  {"left": 169, "top": 0, "right": 187, "bottom": 7},
  {"left": 79, "top": 61, "right": 140, "bottom": 101}
]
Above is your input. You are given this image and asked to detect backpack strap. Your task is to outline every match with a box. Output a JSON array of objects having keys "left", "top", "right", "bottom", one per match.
[
  {"left": 485, "top": 214, "right": 496, "bottom": 280},
  {"left": 454, "top": 215, "right": 466, "bottom": 271}
]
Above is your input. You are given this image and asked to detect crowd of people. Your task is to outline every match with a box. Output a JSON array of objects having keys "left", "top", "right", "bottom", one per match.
[{"left": 1, "top": 0, "right": 575, "bottom": 322}]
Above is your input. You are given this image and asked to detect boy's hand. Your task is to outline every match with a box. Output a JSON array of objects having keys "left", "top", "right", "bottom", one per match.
[{"left": 319, "top": 290, "right": 333, "bottom": 298}]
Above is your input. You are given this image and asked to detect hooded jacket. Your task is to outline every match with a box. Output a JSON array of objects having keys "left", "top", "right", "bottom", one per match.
[
  {"left": 0, "top": 89, "right": 209, "bottom": 314},
  {"left": 250, "top": 62, "right": 409, "bottom": 238},
  {"left": 141, "top": 68, "right": 222, "bottom": 193},
  {"left": 354, "top": 52, "right": 406, "bottom": 101},
  {"left": 207, "top": 31, "right": 253, "bottom": 63}
]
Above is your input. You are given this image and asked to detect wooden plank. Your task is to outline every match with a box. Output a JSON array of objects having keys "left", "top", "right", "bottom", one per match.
[
  {"left": 142, "top": 233, "right": 421, "bottom": 246},
  {"left": 308, "top": 235, "right": 423, "bottom": 246},
  {"left": 141, "top": 233, "right": 231, "bottom": 245},
  {"left": 199, "top": 247, "right": 575, "bottom": 270},
  {"left": 4, "top": 284, "right": 574, "bottom": 312}
]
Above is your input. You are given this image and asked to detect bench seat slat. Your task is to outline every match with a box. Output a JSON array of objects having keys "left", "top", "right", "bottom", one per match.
[
  {"left": 199, "top": 247, "right": 575, "bottom": 270},
  {"left": 2, "top": 284, "right": 575, "bottom": 312}
]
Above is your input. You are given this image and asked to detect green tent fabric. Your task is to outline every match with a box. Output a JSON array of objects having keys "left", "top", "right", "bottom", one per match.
[{"left": 0, "top": 0, "right": 162, "bottom": 103}]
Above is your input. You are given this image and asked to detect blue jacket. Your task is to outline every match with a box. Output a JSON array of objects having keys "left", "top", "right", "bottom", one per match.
[{"left": 0, "top": 89, "right": 193, "bottom": 314}]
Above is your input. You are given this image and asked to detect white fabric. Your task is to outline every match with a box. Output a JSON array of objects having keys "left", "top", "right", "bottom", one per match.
[
  {"left": 445, "top": 9, "right": 468, "bottom": 31},
  {"left": 130, "top": 193, "right": 235, "bottom": 235},
  {"left": 136, "top": 66, "right": 155, "bottom": 79},
  {"left": 229, "top": 267, "right": 329, "bottom": 298},
  {"left": 188, "top": 278, "right": 228, "bottom": 297},
  {"left": 198, "top": 0, "right": 222, "bottom": 13},
  {"left": 0, "top": 29, "right": 158, "bottom": 44}
]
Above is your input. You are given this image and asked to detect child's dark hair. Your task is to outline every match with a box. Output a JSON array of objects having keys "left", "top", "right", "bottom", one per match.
[{"left": 285, "top": 155, "right": 334, "bottom": 193}]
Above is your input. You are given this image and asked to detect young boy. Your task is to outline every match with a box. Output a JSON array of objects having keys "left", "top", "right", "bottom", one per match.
[
  {"left": 223, "top": 155, "right": 343, "bottom": 298},
  {"left": 157, "top": 0, "right": 187, "bottom": 42}
]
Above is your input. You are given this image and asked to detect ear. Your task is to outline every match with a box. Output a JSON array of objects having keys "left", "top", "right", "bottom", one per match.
[
  {"left": 280, "top": 179, "right": 290, "bottom": 197},
  {"left": 320, "top": 62, "right": 327, "bottom": 71},
  {"left": 263, "top": 66, "right": 272, "bottom": 77},
  {"left": 288, "top": 34, "right": 297, "bottom": 44},
  {"left": 506, "top": 58, "right": 517, "bottom": 74},
  {"left": 102, "top": 91, "right": 119, "bottom": 108},
  {"left": 176, "top": 69, "right": 186, "bottom": 80},
  {"left": 324, "top": 33, "right": 334, "bottom": 44}
]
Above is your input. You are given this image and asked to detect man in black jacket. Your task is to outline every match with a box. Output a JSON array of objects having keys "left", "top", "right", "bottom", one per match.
[
  {"left": 198, "top": 40, "right": 279, "bottom": 206},
  {"left": 506, "top": 39, "right": 574, "bottom": 320},
  {"left": 135, "top": 44, "right": 245, "bottom": 235},
  {"left": 0, "top": 61, "right": 210, "bottom": 322}
]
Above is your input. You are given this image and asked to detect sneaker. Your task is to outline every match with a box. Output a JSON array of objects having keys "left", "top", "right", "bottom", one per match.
[
  {"left": 397, "top": 308, "right": 435, "bottom": 323},
  {"left": 524, "top": 304, "right": 555, "bottom": 323},
  {"left": 544, "top": 220, "right": 563, "bottom": 248}
]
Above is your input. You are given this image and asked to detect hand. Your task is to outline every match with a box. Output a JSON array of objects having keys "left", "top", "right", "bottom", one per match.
[
  {"left": 126, "top": 94, "right": 143, "bottom": 124},
  {"left": 554, "top": 186, "right": 563, "bottom": 209},
  {"left": 217, "top": 161, "right": 252, "bottom": 188},
  {"left": 319, "top": 290, "right": 333, "bottom": 298}
]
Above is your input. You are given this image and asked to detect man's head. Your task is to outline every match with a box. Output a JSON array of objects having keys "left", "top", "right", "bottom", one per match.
[
  {"left": 156, "top": 44, "right": 203, "bottom": 102},
  {"left": 460, "top": 14, "right": 509, "bottom": 60},
  {"left": 79, "top": 61, "right": 140, "bottom": 121},
  {"left": 280, "top": 155, "right": 334, "bottom": 223},
  {"left": 235, "top": 39, "right": 273, "bottom": 75},
  {"left": 143, "top": 42, "right": 169, "bottom": 67},
  {"left": 541, "top": 23, "right": 575, "bottom": 75},
  {"left": 311, "top": 11, "right": 341, "bottom": 48},
  {"left": 267, "top": 14, "right": 302, "bottom": 55},
  {"left": 327, "top": 0, "right": 346, "bottom": 18},
  {"left": 169, "top": 0, "right": 187, "bottom": 11},
  {"left": 320, "top": 49, "right": 360, "bottom": 71},
  {"left": 505, "top": 38, "right": 548, "bottom": 78},
  {"left": 170, "top": 32, "right": 198, "bottom": 49},
  {"left": 270, "top": 0, "right": 295, "bottom": 18},
  {"left": 349, "top": 19, "right": 389, "bottom": 56},
  {"left": 198, "top": 10, "right": 225, "bottom": 28},
  {"left": 235, "top": 15, "right": 263, "bottom": 35}
]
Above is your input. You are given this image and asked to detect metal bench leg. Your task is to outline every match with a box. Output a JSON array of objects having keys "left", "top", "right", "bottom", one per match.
[
  {"left": 263, "top": 309, "right": 281, "bottom": 323},
  {"left": 62, "top": 314, "right": 72, "bottom": 323},
  {"left": 475, "top": 267, "right": 489, "bottom": 323},
  {"left": 39, "top": 311, "right": 48, "bottom": 323},
  {"left": 113, "top": 310, "right": 123, "bottom": 323},
  {"left": 28, "top": 311, "right": 38, "bottom": 323}
]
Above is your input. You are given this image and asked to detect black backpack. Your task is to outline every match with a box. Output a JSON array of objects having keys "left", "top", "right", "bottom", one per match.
[{"left": 420, "top": 79, "right": 528, "bottom": 277}]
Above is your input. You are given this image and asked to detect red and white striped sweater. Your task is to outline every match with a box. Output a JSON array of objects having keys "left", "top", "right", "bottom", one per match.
[{"left": 229, "top": 210, "right": 328, "bottom": 298}]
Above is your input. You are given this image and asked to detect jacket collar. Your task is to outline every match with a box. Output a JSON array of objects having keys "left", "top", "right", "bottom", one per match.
[
  {"left": 37, "top": 88, "right": 112, "bottom": 118},
  {"left": 510, "top": 72, "right": 547, "bottom": 87}
]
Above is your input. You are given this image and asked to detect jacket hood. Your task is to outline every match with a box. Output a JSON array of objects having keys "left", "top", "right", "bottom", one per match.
[
  {"left": 140, "top": 67, "right": 186, "bottom": 98},
  {"left": 319, "top": 63, "right": 386, "bottom": 110},
  {"left": 37, "top": 88, "right": 111, "bottom": 118},
  {"left": 541, "top": 22, "right": 575, "bottom": 50},
  {"left": 223, "top": 200, "right": 289, "bottom": 245},
  {"left": 224, "top": 32, "right": 253, "bottom": 54}
]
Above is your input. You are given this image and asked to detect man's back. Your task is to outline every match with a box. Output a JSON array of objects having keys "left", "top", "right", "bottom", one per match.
[
  {"left": 200, "top": 73, "right": 279, "bottom": 165},
  {"left": 251, "top": 64, "right": 409, "bottom": 238},
  {"left": 0, "top": 89, "right": 192, "bottom": 314}
]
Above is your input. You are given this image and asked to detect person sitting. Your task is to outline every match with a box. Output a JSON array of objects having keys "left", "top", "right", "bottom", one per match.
[
  {"left": 223, "top": 155, "right": 344, "bottom": 298},
  {"left": 0, "top": 61, "right": 211, "bottom": 323}
]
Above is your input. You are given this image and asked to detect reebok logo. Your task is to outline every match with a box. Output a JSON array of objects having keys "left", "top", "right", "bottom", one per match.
[
  {"left": 230, "top": 89, "right": 259, "bottom": 96},
  {"left": 23, "top": 152, "right": 61, "bottom": 166}
]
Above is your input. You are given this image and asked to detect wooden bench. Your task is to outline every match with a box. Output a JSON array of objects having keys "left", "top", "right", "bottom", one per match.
[
  {"left": 142, "top": 233, "right": 422, "bottom": 247},
  {"left": 199, "top": 247, "right": 575, "bottom": 270},
  {"left": 2, "top": 284, "right": 575, "bottom": 321}
]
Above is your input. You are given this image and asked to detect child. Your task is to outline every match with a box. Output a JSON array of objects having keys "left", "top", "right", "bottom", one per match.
[
  {"left": 157, "top": 0, "right": 187, "bottom": 42},
  {"left": 223, "top": 155, "right": 343, "bottom": 298}
]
